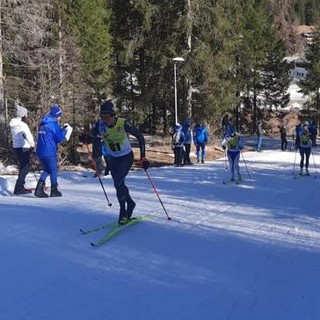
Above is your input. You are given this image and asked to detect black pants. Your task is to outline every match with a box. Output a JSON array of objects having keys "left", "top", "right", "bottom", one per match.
[
  {"left": 281, "top": 137, "right": 287, "bottom": 151},
  {"left": 14, "top": 148, "right": 31, "bottom": 188},
  {"left": 183, "top": 144, "right": 191, "bottom": 164},
  {"left": 174, "top": 147, "right": 184, "bottom": 166},
  {"left": 299, "top": 147, "right": 311, "bottom": 169},
  {"left": 109, "top": 152, "right": 134, "bottom": 217}
]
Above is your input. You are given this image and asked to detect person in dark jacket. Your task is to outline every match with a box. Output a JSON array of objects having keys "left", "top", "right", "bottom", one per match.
[
  {"left": 280, "top": 125, "right": 287, "bottom": 151},
  {"left": 295, "top": 123, "right": 302, "bottom": 149},
  {"left": 172, "top": 123, "right": 186, "bottom": 166},
  {"left": 97, "top": 100, "right": 149, "bottom": 225},
  {"left": 34, "top": 104, "right": 72, "bottom": 198},
  {"left": 80, "top": 122, "right": 110, "bottom": 177},
  {"left": 181, "top": 119, "right": 193, "bottom": 165},
  {"left": 297, "top": 124, "right": 312, "bottom": 175},
  {"left": 307, "top": 118, "right": 317, "bottom": 147}
]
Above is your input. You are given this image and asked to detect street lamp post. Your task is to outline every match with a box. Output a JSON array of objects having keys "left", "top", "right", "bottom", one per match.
[{"left": 173, "top": 57, "right": 185, "bottom": 124}]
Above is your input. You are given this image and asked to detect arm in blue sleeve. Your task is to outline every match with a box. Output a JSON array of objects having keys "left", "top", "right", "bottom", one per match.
[{"left": 54, "top": 122, "right": 67, "bottom": 144}]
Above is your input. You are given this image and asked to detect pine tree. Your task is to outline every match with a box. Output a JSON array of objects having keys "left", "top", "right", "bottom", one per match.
[
  {"left": 298, "top": 26, "right": 320, "bottom": 127},
  {"left": 262, "top": 40, "right": 290, "bottom": 110}
]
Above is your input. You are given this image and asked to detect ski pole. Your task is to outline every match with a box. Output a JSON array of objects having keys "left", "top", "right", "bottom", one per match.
[
  {"left": 311, "top": 149, "right": 318, "bottom": 175},
  {"left": 84, "top": 142, "right": 112, "bottom": 207},
  {"left": 29, "top": 151, "right": 39, "bottom": 183},
  {"left": 22, "top": 134, "right": 39, "bottom": 183},
  {"left": 224, "top": 148, "right": 228, "bottom": 171},
  {"left": 292, "top": 148, "right": 298, "bottom": 174},
  {"left": 240, "top": 151, "right": 251, "bottom": 180},
  {"left": 144, "top": 169, "right": 172, "bottom": 220}
]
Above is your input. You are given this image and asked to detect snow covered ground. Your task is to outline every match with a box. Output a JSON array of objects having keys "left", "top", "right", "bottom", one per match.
[{"left": 1, "top": 137, "right": 320, "bottom": 320}]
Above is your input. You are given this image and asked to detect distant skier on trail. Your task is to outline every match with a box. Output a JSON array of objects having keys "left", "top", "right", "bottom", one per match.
[
  {"left": 297, "top": 123, "right": 312, "bottom": 176},
  {"left": 221, "top": 125, "right": 244, "bottom": 182}
]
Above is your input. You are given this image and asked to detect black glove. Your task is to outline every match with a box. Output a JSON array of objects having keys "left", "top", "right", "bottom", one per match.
[
  {"left": 222, "top": 145, "right": 226, "bottom": 150},
  {"left": 140, "top": 157, "right": 150, "bottom": 171}
]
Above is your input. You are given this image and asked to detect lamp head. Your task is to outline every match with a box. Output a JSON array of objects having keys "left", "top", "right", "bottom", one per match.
[{"left": 173, "top": 57, "right": 185, "bottom": 63}]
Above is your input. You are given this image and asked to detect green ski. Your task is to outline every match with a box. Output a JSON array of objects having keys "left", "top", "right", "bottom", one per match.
[
  {"left": 80, "top": 221, "right": 118, "bottom": 234},
  {"left": 90, "top": 216, "right": 145, "bottom": 247}
]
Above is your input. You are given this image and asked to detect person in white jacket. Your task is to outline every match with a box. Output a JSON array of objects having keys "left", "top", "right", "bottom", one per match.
[{"left": 9, "top": 105, "right": 35, "bottom": 194}]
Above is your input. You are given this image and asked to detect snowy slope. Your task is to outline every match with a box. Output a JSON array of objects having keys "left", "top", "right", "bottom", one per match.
[{"left": 0, "top": 137, "right": 320, "bottom": 320}]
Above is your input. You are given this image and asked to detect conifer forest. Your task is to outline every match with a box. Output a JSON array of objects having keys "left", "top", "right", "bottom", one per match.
[{"left": 1, "top": 0, "right": 320, "bottom": 164}]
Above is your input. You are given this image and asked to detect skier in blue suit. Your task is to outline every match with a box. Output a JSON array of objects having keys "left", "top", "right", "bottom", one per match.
[{"left": 221, "top": 126, "right": 244, "bottom": 181}]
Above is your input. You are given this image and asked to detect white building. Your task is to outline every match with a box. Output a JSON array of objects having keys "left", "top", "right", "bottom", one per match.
[{"left": 285, "top": 55, "right": 309, "bottom": 81}]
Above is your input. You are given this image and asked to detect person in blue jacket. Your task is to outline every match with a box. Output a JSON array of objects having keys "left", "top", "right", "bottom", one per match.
[
  {"left": 221, "top": 126, "right": 244, "bottom": 182},
  {"left": 181, "top": 119, "right": 193, "bottom": 165},
  {"left": 34, "top": 104, "right": 71, "bottom": 198},
  {"left": 193, "top": 122, "right": 208, "bottom": 163}
]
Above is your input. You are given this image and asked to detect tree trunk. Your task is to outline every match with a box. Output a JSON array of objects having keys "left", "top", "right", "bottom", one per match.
[{"left": 0, "top": 0, "right": 6, "bottom": 149}]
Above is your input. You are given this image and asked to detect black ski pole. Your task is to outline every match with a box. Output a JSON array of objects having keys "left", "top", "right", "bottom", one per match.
[
  {"left": 311, "top": 149, "right": 318, "bottom": 176},
  {"left": 144, "top": 169, "right": 172, "bottom": 220},
  {"left": 224, "top": 148, "right": 228, "bottom": 171},
  {"left": 29, "top": 151, "right": 39, "bottom": 183},
  {"left": 292, "top": 148, "right": 298, "bottom": 174},
  {"left": 84, "top": 142, "right": 112, "bottom": 207},
  {"left": 22, "top": 133, "right": 38, "bottom": 183},
  {"left": 240, "top": 151, "right": 251, "bottom": 180}
]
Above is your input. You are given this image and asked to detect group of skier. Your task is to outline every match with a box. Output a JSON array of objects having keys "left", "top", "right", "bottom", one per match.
[{"left": 9, "top": 101, "right": 317, "bottom": 224}]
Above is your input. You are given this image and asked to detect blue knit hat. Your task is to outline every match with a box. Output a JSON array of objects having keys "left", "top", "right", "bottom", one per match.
[{"left": 50, "top": 104, "right": 62, "bottom": 118}]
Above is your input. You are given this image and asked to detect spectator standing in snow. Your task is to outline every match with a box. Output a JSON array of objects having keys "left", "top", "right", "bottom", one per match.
[
  {"left": 280, "top": 125, "right": 287, "bottom": 151},
  {"left": 9, "top": 105, "right": 35, "bottom": 195},
  {"left": 35, "top": 104, "right": 72, "bottom": 198},
  {"left": 295, "top": 123, "right": 302, "bottom": 149},
  {"left": 221, "top": 126, "right": 244, "bottom": 182},
  {"left": 181, "top": 119, "right": 192, "bottom": 165},
  {"left": 307, "top": 118, "right": 317, "bottom": 147},
  {"left": 172, "top": 123, "right": 186, "bottom": 166},
  {"left": 297, "top": 123, "right": 312, "bottom": 175},
  {"left": 193, "top": 123, "right": 208, "bottom": 163},
  {"left": 97, "top": 100, "right": 149, "bottom": 225},
  {"left": 256, "top": 121, "right": 264, "bottom": 152}
]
